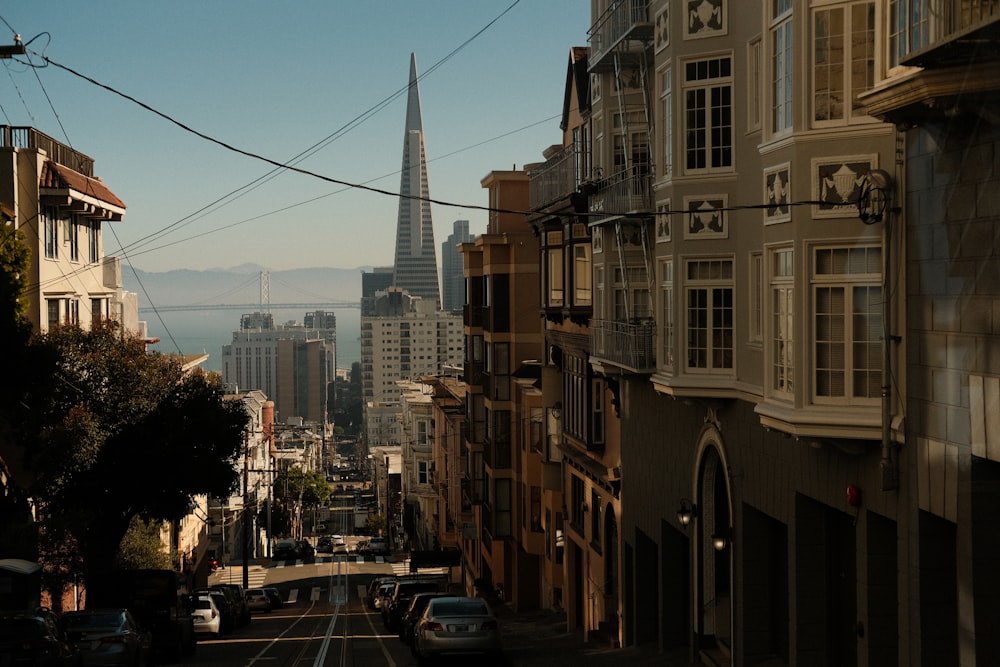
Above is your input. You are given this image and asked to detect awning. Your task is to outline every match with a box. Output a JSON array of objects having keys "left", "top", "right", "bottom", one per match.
[{"left": 39, "top": 160, "right": 126, "bottom": 221}]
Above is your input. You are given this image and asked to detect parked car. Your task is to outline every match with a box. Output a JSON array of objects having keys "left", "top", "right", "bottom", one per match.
[
  {"left": 195, "top": 590, "right": 234, "bottom": 635},
  {"left": 296, "top": 540, "right": 315, "bottom": 559},
  {"left": 272, "top": 539, "right": 300, "bottom": 561},
  {"left": 384, "top": 577, "right": 450, "bottom": 631},
  {"left": 0, "top": 609, "right": 81, "bottom": 666},
  {"left": 191, "top": 595, "right": 223, "bottom": 639},
  {"left": 374, "top": 582, "right": 396, "bottom": 614},
  {"left": 210, "top": 584, "right": 251, "bottom": 627},
  {"left": 367, "top": 576, "right": 396, "bottom": 609},
  {"left": 61, "top": 607, "right": 152, "bottom": 666},
  {"left": 262, "top": 588, "right": 283, "bottom": 610},
  {"left": 398, "top": 592, "right": 448, "bottom": 646},
  {"left": 316, "top": 537, "right": 333, "bottom": 554},
  {"left": 366, "top": 538, "right": 388, "bottom": 555},
  {"left": 244, "top": 589, "right": 270, "bottom": 613},
  {"left": 412, "top": 596, "right": 502, "bottom": 662}
]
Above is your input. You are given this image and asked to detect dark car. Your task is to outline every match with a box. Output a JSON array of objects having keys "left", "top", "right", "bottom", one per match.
[
  {"left": 296, "top": 541, "right": 315, "bottom": 559},
  {"left": 272, "top": 539, "right": 300, "bottom": 561},
  {"left": 316, "top": 537, "right": 333, "bottom": 554},
  {"left": 366, "top": 576, "right": 396, "bottom": 609},
  {"left": 210, "top": 584, "right": 251, "bottom": 627},
  {"left": 61, "top": 607, "right": 152, "bottom": 667},
  {"left": 398, "top": 592, "right": 448, "bottom": 646},
  {"left": 0, "top": 609, "right": 81, "bottom": 666},
  {"left": 384, "top": 577, "right": 449, "bottom": 631},
  {"left": 262, "top": 587, "right": 283, "bottom": 610}
]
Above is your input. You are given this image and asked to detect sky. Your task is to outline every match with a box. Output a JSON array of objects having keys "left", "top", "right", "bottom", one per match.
[{"left": 0, "top": 2, "right": 589, "bottom": 273}]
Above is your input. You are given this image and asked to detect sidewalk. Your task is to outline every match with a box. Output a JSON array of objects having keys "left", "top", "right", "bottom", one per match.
[{"left": 496, "top": 605, "right": 697, "bottom": 666}]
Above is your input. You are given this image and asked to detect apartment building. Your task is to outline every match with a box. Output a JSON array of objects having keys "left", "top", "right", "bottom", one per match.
[
  {"left": 360, "top": 288, "right": 463, "bottom": 415},
  {"left": 398, "top": 380, "right": 437, "bottom": 551},
  {"left": 457, "top": 169, "right": 546, "bottom": 607},
  {"left": 221, "top": 310, "right": 337, "bottom": 424},
  {"left": 537, "top": 0, "right": 1000, "bottom": 664},
  {"left": 0, "top": 126, "right": 141, "bottom": 336},
  {"left": 858, "top": 4, "right": 1000, "bottom": 664},
  {"left": 527, "top": 45, "right": 625, "bottom": 637}
]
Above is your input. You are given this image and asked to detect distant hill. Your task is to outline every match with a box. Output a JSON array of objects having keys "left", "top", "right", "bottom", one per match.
[{"left": 122, "top": 265, "right": 370, "bottom": 308}]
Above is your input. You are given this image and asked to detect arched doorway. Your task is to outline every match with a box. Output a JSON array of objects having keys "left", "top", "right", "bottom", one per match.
[{"left": 694, "top": 432, "right": 733, "bottom": 664}]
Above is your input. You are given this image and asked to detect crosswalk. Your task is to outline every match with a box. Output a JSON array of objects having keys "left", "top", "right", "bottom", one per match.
[
  {"left": 272, "top": 555, "right": 387, "bottom": 568},
  {"left": 208, "top": 564, "right": 267, "bottom": 588}
]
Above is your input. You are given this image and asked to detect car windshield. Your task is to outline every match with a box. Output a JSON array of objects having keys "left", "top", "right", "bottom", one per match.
[
  {"left": 63, "top": 612, "right": 123, "bottom": 628},
  {"left": 194, "top": 599, "right": 213, "bottom": 610}
]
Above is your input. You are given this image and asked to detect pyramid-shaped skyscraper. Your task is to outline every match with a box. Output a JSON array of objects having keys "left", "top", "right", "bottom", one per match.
[{"left": 391, "top": 53, "right": 440, "bottom": 308}]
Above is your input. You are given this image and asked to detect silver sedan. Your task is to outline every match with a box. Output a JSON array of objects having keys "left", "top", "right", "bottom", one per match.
[{"left": 412, "top": 596, "right": 502, "bottom": 662}]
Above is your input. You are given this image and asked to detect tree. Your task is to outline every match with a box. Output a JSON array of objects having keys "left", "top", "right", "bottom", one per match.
[
  {"left": 3, "top": 321, "right": 249, "bottom": 598},
  {"left": 115, "top": 516, "right": 173, "bottom": 570}
]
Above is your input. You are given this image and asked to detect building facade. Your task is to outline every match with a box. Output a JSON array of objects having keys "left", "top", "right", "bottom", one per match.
[
  {"left": 221, "top": 310, "right": 337, "bottom": 423},
  {"left": 0, "top": 126, "right": 140, "bottom": 337},
  {"left": 441, "top": 219, "right": 473, "bottom": 313},
  {"left": 392, "top": 54, "right": 441, "bottom": 308}
]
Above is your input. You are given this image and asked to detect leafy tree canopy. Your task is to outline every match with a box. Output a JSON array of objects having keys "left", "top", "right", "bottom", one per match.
[
  {"left": 3, "top": 321, "right": 249, "bottom": 589},
  {"left": 274, "top": 467, "right": 332, "bottom": 507}
]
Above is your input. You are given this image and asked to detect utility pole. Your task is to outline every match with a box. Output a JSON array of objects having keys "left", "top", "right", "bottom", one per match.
[{"left": 242, "top": 431, "right": 251, "bottom": 590}]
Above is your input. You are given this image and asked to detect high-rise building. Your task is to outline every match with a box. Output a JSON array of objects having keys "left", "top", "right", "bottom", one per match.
[
  {"left": 440, "top": 219, "right": 472, "bottom": 313},
  {"left": 391, "top": 54, "right": 440, "bottom": 307},
  {"left": 221, "top": 311, "right": 337, "bottom": 423},
  {"left": 361, "top": 267, "right": 393, "bottom": 316}
]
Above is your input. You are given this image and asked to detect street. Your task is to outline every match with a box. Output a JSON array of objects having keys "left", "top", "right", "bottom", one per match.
[{"left": 185, "top": 557, "right": 672, "bottom": 667}]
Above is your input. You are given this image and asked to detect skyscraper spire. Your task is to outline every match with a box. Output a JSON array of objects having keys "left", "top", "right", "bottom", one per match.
[{"left": 392, "top": 53, "right": 440, "bottom": 308}]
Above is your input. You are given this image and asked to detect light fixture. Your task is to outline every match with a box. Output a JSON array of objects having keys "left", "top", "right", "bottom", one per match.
[
  {"left": 551, "top": 402, "right": 562, "bottom": 421},
  {"left": 711, "top": 529, "right": 730, "bottom": 552},
  {"left": 677, "top": 498, "right": 698, "bottom": 527},
  {"left": 857, "top": 168, "right": 893, "bottom": 225}
]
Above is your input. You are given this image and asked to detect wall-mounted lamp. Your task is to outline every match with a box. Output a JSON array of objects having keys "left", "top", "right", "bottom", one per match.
[
  {"left": 676, "top": 498, "right": 698, "bottom": 527},
  {"left": 711, "top": 529, "right": 730, "bottom": 552},
  {"left": 857, "top": 168, "right": 893, "bottom": 225},
  {"left": 550, "top": 402, "right": 562, "bottom": 421}
]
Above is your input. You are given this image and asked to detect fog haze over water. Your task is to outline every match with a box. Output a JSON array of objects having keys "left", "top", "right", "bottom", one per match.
[{"left": 125, "top": 265, "right": 367, "bottom": 372}]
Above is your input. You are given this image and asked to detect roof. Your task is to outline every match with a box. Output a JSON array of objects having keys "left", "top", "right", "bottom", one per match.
[{"left": 40, "top": 161, "right": 126, "bottom": 215}]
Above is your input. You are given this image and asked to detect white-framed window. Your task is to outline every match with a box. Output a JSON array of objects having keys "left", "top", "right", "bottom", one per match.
[
  {"left": 43, "top": 207, "right": 59, "bottom": 259},
  {"left": 888, "top": 0, "right": 929, "bottom": 68},
  {"left": 683, "top": 55, "right": 733, "bottom": 173},
  {"left": 88, "top": 221, "right": 100, "bottom": 263},
  {"left": 812, "top": 244, "right": 882, "bottom": 403},
  {"left": 659, "top": 259, "right": 675, "bottom": 369},
  {"left": 418, "top": 460, "right": 432, "bottom": 485},
  {"left": 771, "top": 0, "right": 793, "bottom": 134},
  {"left": 685, "top": 257, "right": 734, "bottom": 372},
  {"left": 546, "top": 230, "right": 564, "bottom": 307},
  {"left": 660, "top": 66, "right": 673, "bottom": 181},
  {"left": 69, "top": 215, "right": 81, "bottom": 262},
  {"left": 573, "top": 230, "right": 593, "bottom": 306},
  {"left": 613, "top": 266, "right": 651, "bottom": 321},
  {"left": 770, "top": 247, "right": 794, "bottom": 395},
  {"left": 750, "top": 252, "right": 763, "bottom": 343},
  {"left": 813, "top": 1, "right": 877, "bottom": 126}
]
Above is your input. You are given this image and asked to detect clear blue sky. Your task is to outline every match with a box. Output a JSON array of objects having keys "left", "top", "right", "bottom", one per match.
[{"left": 0, "top": 2, "right": 588, "bottom": 272}]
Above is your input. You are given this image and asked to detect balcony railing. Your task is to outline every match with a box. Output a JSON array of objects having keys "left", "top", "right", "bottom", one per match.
[
  {"left": 588, "top": 164, "right": 653, "bottom": 221},
  {"left": 588, "top": 0, "right": 653, "bottom": 69},
  {"left": 0, "top": 126, "right": 95, "bottom": 177},
  {"left": 590, "top": 317, "right": 657, "bottom": 373},
  {"left": 530, "top": 144, "right": 585, "bottom": 210}
]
